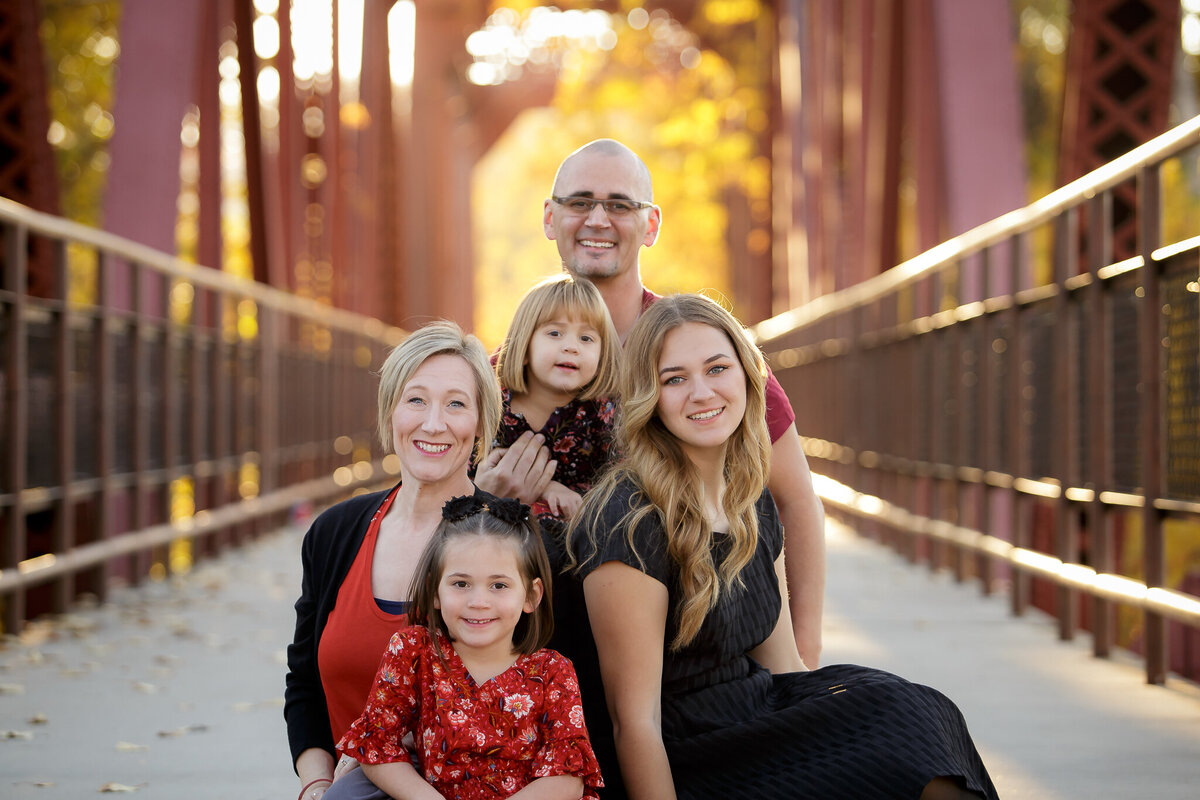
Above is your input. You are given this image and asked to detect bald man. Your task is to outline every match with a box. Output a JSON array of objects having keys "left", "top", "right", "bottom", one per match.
[{"left": 476, "top": 139, "right": 825, "bottom": 668}]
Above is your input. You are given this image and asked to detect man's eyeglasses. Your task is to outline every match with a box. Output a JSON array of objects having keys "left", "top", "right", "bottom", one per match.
[{"left": 551, "top": 195, "right": 655, "bottom": 217}]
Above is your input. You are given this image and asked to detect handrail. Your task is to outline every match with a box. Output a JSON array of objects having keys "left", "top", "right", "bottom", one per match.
[
  {"left": 0, "top": 196, "right": 406, "bottom": 342},
  {"left": 1, "top": 194, "right": 402, "bottom": 634},
  {"left": 752, "top": 113, "right": 1200, "bottom": 687},
  {"left": 814, "top": 475, "right": 1200, "bottom": 627},
  {"left": 753, "top": 113, "right": 1200, "bottom": 339}
]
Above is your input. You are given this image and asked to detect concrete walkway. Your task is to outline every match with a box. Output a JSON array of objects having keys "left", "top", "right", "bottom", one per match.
[{"left": 1, "top": 517, "right": 1198, "bottom": 798}]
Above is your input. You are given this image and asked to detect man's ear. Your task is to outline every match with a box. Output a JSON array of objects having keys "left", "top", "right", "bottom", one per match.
[
  {"left": 543, "top": 200, "right": 557, "bottom": 240},
  {"left": 643, "top": 206, "right": 662, "bottom": 247}
]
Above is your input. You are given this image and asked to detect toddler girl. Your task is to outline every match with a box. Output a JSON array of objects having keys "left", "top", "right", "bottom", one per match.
[
  {"left": 328, "top": 496, "right": 603, "bottom": 800},
  {"left": 491, "top": 275, "right": 620, "bottom": 521}
]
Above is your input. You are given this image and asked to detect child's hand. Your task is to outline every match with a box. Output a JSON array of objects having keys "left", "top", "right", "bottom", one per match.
[{"left": 543, "top": 481, "right": 583, "bottom": 520}]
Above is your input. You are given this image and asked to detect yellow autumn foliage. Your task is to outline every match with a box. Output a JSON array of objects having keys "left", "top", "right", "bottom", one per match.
[{"left": 473, "top": 2, "right": 772, "bottom": 350}]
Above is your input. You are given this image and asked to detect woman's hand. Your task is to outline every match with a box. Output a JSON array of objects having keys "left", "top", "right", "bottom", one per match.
[
  {"left": 295, "top": 747, "right": 335, "bottom": 800},
  {"left": 297, "top": 779, "right": 331, "bottom": 800}
]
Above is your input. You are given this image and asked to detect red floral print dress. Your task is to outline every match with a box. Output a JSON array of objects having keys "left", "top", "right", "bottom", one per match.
[{"left": 338, "top": 627, "right": 603, "bottom": 799}]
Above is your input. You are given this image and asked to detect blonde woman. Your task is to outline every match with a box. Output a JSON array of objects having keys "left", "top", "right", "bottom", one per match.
[
  {"left": 567, "top": 294, "right": 997, "bottom": 800},
  {"left": 286, "top": 321, "right": 502, "bottom": 800}
]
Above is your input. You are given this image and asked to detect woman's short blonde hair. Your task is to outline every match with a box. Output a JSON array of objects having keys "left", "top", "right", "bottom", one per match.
[
  {"left": 496, "top": 274, "right": 620, "bottom": 401},
  {"left": 376, "top": 320, "right": 502, "bottom": 462}
]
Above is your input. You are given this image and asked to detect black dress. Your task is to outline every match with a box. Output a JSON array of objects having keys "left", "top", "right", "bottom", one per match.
[{"left": 554, "top": 480, "right": 999, "bottom": 800}]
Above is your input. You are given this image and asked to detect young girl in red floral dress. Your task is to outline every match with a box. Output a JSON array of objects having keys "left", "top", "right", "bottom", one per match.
[
  {"left": 326, "top": 496, "right": 603, "bottom": 800},
  {"left": 487, "top": 275, "right": 620, "bottom": 522}
]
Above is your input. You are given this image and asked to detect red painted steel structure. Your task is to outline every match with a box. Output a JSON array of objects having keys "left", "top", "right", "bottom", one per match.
[
  {"left": 0, "top": 0, "right": 59, "bottom": 298},
  {"left": 1057, "top": 0, "right": 1180, "bottom": 684},
  {"left": 1060, "top": 0, "right": 1180, "bottom": 262},
  {"left": 3, "top": 0, "right": 1197, "bottom": 685},
  {"left": 0, "top": 195, "right": 400, "bottom": 633},
  {"left": 772, "top": 0, "right": 1026, "bottom": 312},
  {"left": 756, "top": 116, "right": 1200, "bottom": 686}
]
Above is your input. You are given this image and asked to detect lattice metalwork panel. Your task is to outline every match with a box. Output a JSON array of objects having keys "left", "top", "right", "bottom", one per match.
[
  {"left": 26, "top": 316, "right": 54, "bottom": 487},
  {"left": 144, "top": 333, "right": 165, "bottom": 471},
  {"left": 1060, "top": 0, "right": 1179, "bottom": 261},
  {"left": 861, "top": 343, "right": 887, "bottom": 455},
  {"left": 988, "top": 319, "right": 1012, "bottom": 475},
  {"left": 931, "top": 332, "right": 955, "bottom": 465},
  {"left": 194, "top": 338, "right": 215, "bottom": 462},
  {"left": 1072, "top": 301, "right": 1089, "bottom": 486},
  {"left": 73, "top": 331, "right": 96, "bottom": 478},
  {"left": 0, "top": 305, "right": 9, "bottom": 492},
  {"left": 960, "top": 323, "right": 983, "bottom": 469},
  {"left": 914, "top": 340, "right": 933, "bottom": 463},
  {"left": 0, "top": 0, "right": 57, "bottom": 211},
  {"left": 1026, "top": 308, "right": 1058, "bottom": 479},
  {"left": 173, "top": 337, "right": 192, "bottom": 467},
  {"left": 1110, "top": 281, "right": 1141, "bottom": 492},
  {"left": 112, "top": 326, "right": 134, "bottom": 474},
  {"left": 1164, "top": 262, "right": 1200, "bottom": 500}
]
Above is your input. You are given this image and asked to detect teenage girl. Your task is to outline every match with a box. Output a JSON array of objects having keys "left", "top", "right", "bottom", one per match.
[
  {"left": 326, "top": 496, "right": 603, "bottom": 800},
  {"left": 566, "top": 294, "right": 996, "bottom": 800},
  {"left": 489, "top": 274, "right": 620, "bottom": 521}
]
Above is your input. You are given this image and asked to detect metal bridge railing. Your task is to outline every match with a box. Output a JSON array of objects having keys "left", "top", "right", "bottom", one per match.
[
  {"left": 754, "top": 114, "right": 1200, "bottom": 686},
  {"left": 0, "top": 198, "right": 404, "bottom": 634}
]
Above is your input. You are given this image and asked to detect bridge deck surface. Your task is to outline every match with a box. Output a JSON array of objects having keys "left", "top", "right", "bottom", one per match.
[{"left": 1, "top": 517, "right": 1198, "bottom": 798}]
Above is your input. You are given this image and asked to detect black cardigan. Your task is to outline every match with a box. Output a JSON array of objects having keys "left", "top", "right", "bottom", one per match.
[
  {"left": 284, "top": 484, "right": 396, "bottom": 768},
  {"left": 283, "top": 482, "right": 496, "bottom": 769}
]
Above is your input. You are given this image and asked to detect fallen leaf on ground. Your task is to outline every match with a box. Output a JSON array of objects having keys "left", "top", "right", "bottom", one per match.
[
  {"left": 2, "top": 730, "right": 34, "bottom": 739},
  {"left": 28, "top": 713, "right": 48, "bottom": 724},
  {"left": 18, "top": 621, "right": 56, "bottom": 646},
  {"left": 157, "top": 723, "right": 208, "bottom": 738},
  {"left": 232, "top": 697, "right": 284, "bottom": 712},
  {"left": 0, "top": 683, "right": 25, "bottom": 695},
  {"left": 58, "top": 667, "right": 92, "bottom": 678},
  {"left": 61, "top": 614, "right": 98, "bottom": 637},
  {"left": 98, "top": 782, "right": 145, "bottom": 792},
  {"left": 115, "top": 741, "right": 149, "bottom": 751},
  {"left": 131, "top": 681, "right": 159, "bottom": 694}
]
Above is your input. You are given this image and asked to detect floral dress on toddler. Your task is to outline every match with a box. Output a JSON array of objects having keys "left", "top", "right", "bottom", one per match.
[
  {"left": 338, "top": 626, "right": 604, "bottom": 800},
  {"left": 490, "top": 388, "right": 616, "bottom": 521}
]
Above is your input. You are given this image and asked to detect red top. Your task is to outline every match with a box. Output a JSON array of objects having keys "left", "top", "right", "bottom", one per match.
[
  {"left": 317, "top": 485, "right": 409, "bottom": 743},
  {"left": 641, "top": 288, "right": 796, "bottom": 442},
  {"left": 339, "top": 627, "right": 604, "bottom": 799}
]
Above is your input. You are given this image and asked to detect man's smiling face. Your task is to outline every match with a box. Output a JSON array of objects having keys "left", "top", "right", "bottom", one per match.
[{"left": 544, "top": 149, "right": 661, "bottom": 282}]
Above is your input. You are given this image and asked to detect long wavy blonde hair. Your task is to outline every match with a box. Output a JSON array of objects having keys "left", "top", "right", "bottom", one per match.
[{"left": 569, "top": 294, "right": 771, "bottom": 650}]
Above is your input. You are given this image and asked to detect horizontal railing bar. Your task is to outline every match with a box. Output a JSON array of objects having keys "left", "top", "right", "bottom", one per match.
[
  {"left": 804, "top": 440, "right": 1200, "bottom": 516},
  {"left": 0, "top": 465, "right": 398, "bottom": 594},
  {"left": 752, "top": 113, "right": 1200, "bottom": 341},
  {"left": 0, "top": 197, "right": 406, "bottom": 342},
  {"left": 814, "top": 474, "right": 1200, "bottom": 627},
  {"left": 0, "top": 456, "right": 274, "bottom": 512}
]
